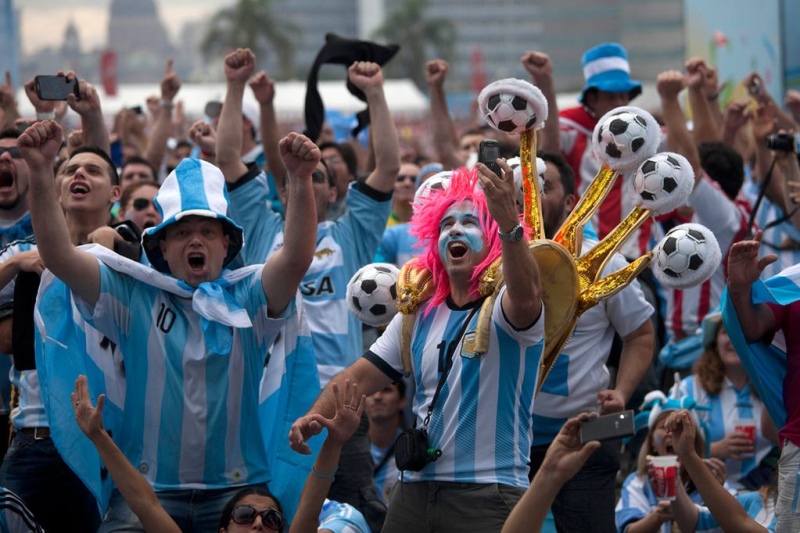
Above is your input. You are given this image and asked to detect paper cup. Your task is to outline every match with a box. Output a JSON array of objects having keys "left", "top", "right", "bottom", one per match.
[
  {"left": 733, "top": 419, "right": 756, "bottom": 457},
  {"left": 651, "top": 455, "right": 678, "bottom": 500}
]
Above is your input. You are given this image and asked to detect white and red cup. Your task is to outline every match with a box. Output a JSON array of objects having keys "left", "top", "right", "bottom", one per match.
[
  {"left": 733, "top": 419, "right": 757, "bottom": 457},
  {"left": 651, "top": 455, "right": 678, "bottom": 500}
]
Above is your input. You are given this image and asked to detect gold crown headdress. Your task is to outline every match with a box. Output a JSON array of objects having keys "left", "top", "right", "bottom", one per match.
[{"left": 392, "top": 79, "right": 722, "bottom": 393}]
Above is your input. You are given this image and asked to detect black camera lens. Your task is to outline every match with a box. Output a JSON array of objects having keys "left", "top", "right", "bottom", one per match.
[{"left": 766, "top": 133, "right": 796, "bottom": 153}]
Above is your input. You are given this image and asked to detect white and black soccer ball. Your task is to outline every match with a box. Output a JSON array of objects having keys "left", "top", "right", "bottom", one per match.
[
  {"left": 414, "top": 170, "right": 452, "bottom": 207},
  {"left": 484, "top": 93, "right": 537, "bottom": 134},
  {"left": 346, "top": 263, "right": 400, "bottom": 326},
  {"left": 652, "top": 223, "right": 721, "bottom": 290},
  {"left": 632, "top": 152, "right": 694, "bottom": 215},
  {"left": 592, "top": 106, "right": 660, "bottom": 171}
]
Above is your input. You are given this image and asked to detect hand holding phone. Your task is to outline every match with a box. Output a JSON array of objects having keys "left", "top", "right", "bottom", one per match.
[
  {"left": 34, "top": 75, "right": 80, "bottom": 101},
  {"left": 478, "top": 139, "right": 502, "bottom": 177},
  {"left": 579, "top": 410, "right": 635, "bottom": 444}
]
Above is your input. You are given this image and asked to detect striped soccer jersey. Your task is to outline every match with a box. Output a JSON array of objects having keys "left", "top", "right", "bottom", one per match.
[
  {"left": 366, "top": 287, "right": 544, "bottom": 488},
  {"left": 76, "top": 263, "right": 287, "bottom": 491},
  {"left": 229, "top": 174, "right": 391, "bottom": 385},
  {"left": 616, "top": 472, "right": 707, "bottom": 533},
  {"left": 374, "top": 223, "right": 418, "bottom": 269},
  {"left": 680, "top": 375, "right": 773, "bottom": 485},
  {"left": 533, "top": 245, "right": 653, "bottom": 445},
  {"left": 0, "top": 487, "right": 44, "bottom": 532}
]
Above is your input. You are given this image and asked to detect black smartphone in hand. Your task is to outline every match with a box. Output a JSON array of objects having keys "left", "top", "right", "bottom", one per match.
[
  {"left": 34, "top": 75, "right": 80, "bottom": 101},
  {"left": 478, "top": 139, "right": 502, "bottom": 177},
  {"left": 579, "top": 410, "right": 635, "bottom": 444}
]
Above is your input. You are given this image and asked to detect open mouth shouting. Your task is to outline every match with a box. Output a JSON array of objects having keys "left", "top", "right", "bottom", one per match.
[
  {"left": 0, "top": 169, "right": 14, "bottom": 191},
  {"left": 447, "top": 241, "right": 469, "bottom": 259},
  {"left": 187, "top": 252, "right": 206, "bottom": 272},
  {"left": 69, "top": 181, "right": 91, "bottom": 197}
]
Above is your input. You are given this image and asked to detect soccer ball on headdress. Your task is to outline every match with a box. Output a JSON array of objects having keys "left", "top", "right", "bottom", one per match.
[
  {"left": 413, "top": 170, "right": 452, "bottom": 206},
  {"left": 652, "top": 223, "right": 721, "bottom": 290},
  {"left": 592, "top": 106, "right": 660, "bottom": 171},
  {"left": 478, "top": 78, "right": 548, "bottom": 135},
  {"left": 346, "top": 263, "right": 400, "bottom": 326},
  {"left": 484, "top": 93, "right": 537, "bottom": 133},
  {"left": 632, "top": 152, "right": 694, "bottom": 215}
]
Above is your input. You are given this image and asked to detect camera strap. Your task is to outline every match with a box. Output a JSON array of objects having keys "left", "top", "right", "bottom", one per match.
[{"left": 422, "top": 299, "right": 484, "bottom": 429}]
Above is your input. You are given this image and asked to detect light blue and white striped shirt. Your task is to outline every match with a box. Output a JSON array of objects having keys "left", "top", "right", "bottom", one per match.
[
  {"left": 76, "top": 262, "right": 288, "bottom": 491},
  {"left": 229, "top": 174, "right": 391, "bottom": 385},
  {"left": 366, "top": 287, "right": 544, "bottom": 488}
]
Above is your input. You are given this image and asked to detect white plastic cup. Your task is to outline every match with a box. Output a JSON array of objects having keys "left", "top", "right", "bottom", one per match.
[
  {"left": 733, "top": 419, "right": 757, "bottom": 457},
  {"left": 651, "top": 455, "right": 678, "bottom": 500}
]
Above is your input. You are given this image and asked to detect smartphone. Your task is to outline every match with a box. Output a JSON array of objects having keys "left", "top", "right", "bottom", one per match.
[
  {"left": 478, "top": 139, "right": 502, "bottom": 177},
  {"left": 579, "top": 410, "right": 635, "bottom": 444},
  {"left": 34, "top": 75, "right": 80, "bottom": 101}
]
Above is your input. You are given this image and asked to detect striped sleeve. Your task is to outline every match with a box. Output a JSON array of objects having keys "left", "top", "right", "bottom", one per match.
[{"left": 0, "top": 487, "right": 45, "bottom": 532}]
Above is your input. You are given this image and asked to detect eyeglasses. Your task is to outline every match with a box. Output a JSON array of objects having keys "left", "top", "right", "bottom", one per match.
[
  {"left": 0, "top": 147, "right": 22, "bottom": 159},
  {"left": 323, "top": 155, "right": 343, "bottom": 165},
  {"left": 396, "top": 174, "right": 416, "bottom": 184},
  {"left": 311, "top": 169, "right": 332, "bottom": 185},
  {"left": 230, "top": 505, "right": 284, "bottom": 530},
  {"left": 132, "top": 198, "right": 155, "bottom": 211}
]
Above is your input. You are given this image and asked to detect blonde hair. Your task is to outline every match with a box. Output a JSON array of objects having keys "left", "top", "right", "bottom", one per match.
[{"left": 636, "top": 411, "right": 705, "bottom": 477}]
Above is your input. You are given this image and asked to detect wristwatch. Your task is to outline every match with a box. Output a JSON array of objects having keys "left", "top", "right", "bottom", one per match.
[{"left": 498, "top": 223, "right": 524, "bottom": 243}]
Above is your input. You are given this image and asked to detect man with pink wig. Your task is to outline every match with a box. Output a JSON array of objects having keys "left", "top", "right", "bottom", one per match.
[{"left": 291, "top": 161, "right": 545, "bottom": 532}]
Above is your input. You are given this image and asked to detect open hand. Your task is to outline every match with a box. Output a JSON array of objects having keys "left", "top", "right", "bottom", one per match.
[
  {"left": 307, "top": 380, "right": 365, "bottom": 446},
  {"left": 72, "top": 375, "right": 106, "bottom": 441}
]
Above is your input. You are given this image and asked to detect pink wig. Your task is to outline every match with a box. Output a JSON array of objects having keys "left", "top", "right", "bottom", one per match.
[{"left": 409, "top": 167, "right": 503, "bottom": 310}]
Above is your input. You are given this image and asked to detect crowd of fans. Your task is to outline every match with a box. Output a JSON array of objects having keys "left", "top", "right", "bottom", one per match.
[{"left": 0, "top": 37, "right": 796, "bottom": 533}]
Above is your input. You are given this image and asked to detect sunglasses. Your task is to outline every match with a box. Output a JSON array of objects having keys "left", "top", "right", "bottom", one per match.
[
  {"left": 132, "top": 198, "right": 154, "bottom": 211},
  {"left": 230, "top": 505, "right": 284, "bottom": 530},
  {"left": 311, "top": 169, "right": 332, "bottom": 185},
  {"left": 0, "top": 147, "right": 22, "bottom": 159},
  {"left": 396, "top": 174, "right": 416, "bottom": 183}
]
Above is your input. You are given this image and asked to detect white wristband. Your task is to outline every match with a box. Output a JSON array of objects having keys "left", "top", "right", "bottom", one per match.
[{"left": 36, "top": 111, "right": 56, "bottom": 120}]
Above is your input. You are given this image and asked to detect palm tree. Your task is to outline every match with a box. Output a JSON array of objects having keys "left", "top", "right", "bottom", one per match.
[
  {"left": 201, "top": 0, "right": 297, "bottom": 79},
  {"left": 372, "top": 0, "right": 457, "bottom": 90}
]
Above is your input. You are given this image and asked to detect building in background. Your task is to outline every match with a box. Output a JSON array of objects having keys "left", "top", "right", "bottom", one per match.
[
  {"left": 0, "top": 0, "right": 20, "bottom": 86},
  {"left": 107, "top": 0, "right": 175, "bottom": 83}
]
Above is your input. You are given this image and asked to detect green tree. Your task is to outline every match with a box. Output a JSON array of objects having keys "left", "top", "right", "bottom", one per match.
[
  {"left": 201, "top": 0, "right": 297, "bottom": 79},
  {"left": 372, "top": 0, "right": 456, "bottom": 90}
]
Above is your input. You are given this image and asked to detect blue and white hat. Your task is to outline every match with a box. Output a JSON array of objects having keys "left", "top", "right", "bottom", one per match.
[
  {"left": 142, "top": 158, "right": 244, "bottom": 274},
  {"left": 579, "top": 43, "right": 642, "bottom": 104}
]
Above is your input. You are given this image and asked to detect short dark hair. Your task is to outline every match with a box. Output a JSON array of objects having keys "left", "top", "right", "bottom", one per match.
[
  {"left": 0, "top": 128, "right": 20, "bottom": 140},
  {"left": 538, "top": 151, "right": 576, "bottom": 197},
  {"left": 318, "top": 141, "right": 357, "bottom": 178},
  {"left": 392, "top": 379, "right": 406, "bottom": 398},
  {"left": 218, "top": 486, "right": 283, "bottom": 531},
  {"left": 119, "top": 181, "right": 159, "bottom": 212},
  {"left": 69, "top": 146, "right": 120, "bottom": 185},
  {"left": 120, "top": 155, "right": 157, "bottom": 182},
  {"left": 698, "top": 142, "right": 744, "bottom": 201}
]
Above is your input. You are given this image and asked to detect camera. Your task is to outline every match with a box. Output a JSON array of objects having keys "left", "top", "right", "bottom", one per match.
[
  {"left": 394, "top": 428, "right": 441, "bottom": 471},
  {"left": 478, "top": 139, "right": 502, "bottom": 177},
  {"left": 766, "top": 133, "right": 800, "bottom": 154}
]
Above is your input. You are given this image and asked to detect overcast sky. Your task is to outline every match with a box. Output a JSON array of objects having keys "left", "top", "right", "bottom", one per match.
[{"left": 19, "top": 0, "right": 232, "bottom": 55}]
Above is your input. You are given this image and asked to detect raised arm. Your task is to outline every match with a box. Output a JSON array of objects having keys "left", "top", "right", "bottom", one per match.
[
  {"left": 727, "top": 231, "right": 778, "bottom": 343},
  {"left": 250, "top": 71, "right": 287, "bottom": 193},
  {"left": 0, "top": 72, "right": 19, "bottom": 131},
  {"left": 657, "top": 70, "right": 703, "bottom": 183},
  {"left": 188, "top": 120, "right": 217, "bottom": 165},
  {"left": 18, "top": 121, "right": 100, "bottom": 306},
  {"left": 597, "top": 319, "right": 655, "bottom": 414},
  {"left": 685, "top": 58, "right": 722, "bottom": 144},
  {"left": 144, "top": 59, "right": 181, "bottom": 172},
  {"left": 216, "top": 48, "right": 253, "bottom": 183},
  {"left": 351, "top": 62, "right": 400, "bottom": 193},
  {"left": 290, "top": 381, "right": 365, "bottom": 533},
  {"left": 65, "top": 71, "right": 110, "bottom": 155},
  {"left": 72, "top": 376, "right": 180, "bottom": 533},
  {"left": 521, "top": 51, "right": 559, "bottom": 152},
  {"left": 666, "top": 410, "right": 768, "bottom": 533},
  {"left": 259, "top": 133, "right": 317, "bottom": 316},
  {"left": 503, "top": 414, "right": 600, "bottom": 533},
  {"left": 426, "top": 60, "right": 463, "bottom": 170},
  {"left": 478, "top": 159, "right": 542, "bottom": 328}
]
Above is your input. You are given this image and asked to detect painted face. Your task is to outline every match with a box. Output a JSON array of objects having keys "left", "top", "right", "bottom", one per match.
[{"left": 438, "top": 201, "right": 487, "bottom": 276}]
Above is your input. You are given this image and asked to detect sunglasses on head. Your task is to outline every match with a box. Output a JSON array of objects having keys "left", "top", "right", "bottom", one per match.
[
  {"left": 311, "top": 169, "right": 332, "bottom": 185},
  {"left": 132, "top": 198, "right": 154, "bottom": 211},
  {"left": 396, "top": 174, "right": 416, "bottom": 183},
  {"left": 230, "top": 505, "right": 284, "bottom": 530},
  {"left": 0, "top": 147, "right": 22, "bottom": 159}
]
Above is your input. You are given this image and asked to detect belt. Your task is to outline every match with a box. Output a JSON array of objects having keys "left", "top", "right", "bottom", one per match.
[{"left": 18, "top": 427, "right": 50, "bottom": 439}]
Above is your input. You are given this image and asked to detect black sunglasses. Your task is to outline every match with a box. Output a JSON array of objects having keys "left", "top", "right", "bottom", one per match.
[
  {"left": 0, "top": 146, "right": 22, "bottom": 159},
  {"left": 230, "top": 505, "right": 284, "bottom": 530},
  {"left": 311, "top": 169, "right": 332, "bottom": 185},
  {"left": 396, "top": 174, "right": 416, "bottom": 183},
  {"left": 132, "top": 198, "right": 154, "bottom": 211}
]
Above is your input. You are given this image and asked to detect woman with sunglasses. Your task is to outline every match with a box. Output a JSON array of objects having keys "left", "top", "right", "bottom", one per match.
[
  {"left": 72, "top": 375, "right": 369, "bottom": 532},
  {"left": 117, "top": 181, "right": 162, "bottom": 230}
]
